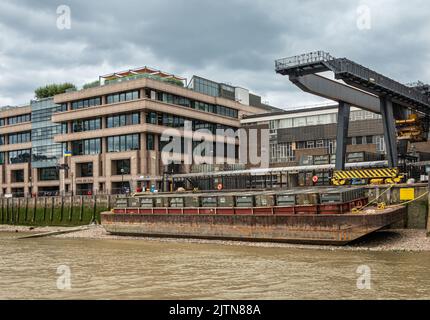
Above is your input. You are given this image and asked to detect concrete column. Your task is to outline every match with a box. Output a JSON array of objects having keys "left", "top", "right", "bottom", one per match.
[
  {"left": 154, "top": 134, "right": 160, "bottom": 176},
  {"left": 335, "top": 101, "right": 350, "bottom": 170},
  {"left": 101, "top": 138, "right": 107, "bottom": 177},
  {"left": 24, "top": 164, "right": 30, "bottom": 196},
  {"left": 380, "top": 97, "right": 398, "bottom": 167},
  {"left": 59, "top": 157, "right": 66, "bottom": 195},
  {"left": 140, "top": 133, "right": 147, "bottom": 174}
]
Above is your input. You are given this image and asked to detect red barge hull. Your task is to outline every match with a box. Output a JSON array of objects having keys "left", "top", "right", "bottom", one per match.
[{"left": 101, "top": 205, "right": 406, "bottom": 245}]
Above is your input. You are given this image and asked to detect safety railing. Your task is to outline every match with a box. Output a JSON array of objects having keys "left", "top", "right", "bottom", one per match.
[
  {"left": 325, "top": 58, "right": 430, "bottom": 107},
  {"left": 275, "top": 51, "right": 334, "bottom": 71}
]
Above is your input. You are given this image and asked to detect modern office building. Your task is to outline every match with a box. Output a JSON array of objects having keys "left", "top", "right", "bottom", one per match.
[
  {"left": 241, "top": 104, "right": 430, "bottom": 184},
  {"left": 0, "top": 66, "right": 276, "bottom": 196}
]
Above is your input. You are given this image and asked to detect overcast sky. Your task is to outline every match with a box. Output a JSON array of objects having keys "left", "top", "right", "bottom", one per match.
[{"left": 0, "top": 0, "right": 429, "bottom": 109}]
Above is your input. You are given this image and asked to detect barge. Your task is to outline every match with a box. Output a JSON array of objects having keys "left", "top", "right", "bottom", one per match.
[{"left": 101, "top": 187, "right": 406, "bottom": 245}]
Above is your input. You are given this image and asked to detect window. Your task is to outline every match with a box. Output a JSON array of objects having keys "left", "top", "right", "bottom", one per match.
[
  {"left": 71, "top": 139, "right": 101, "bottom": 155},
  {"left": 8, "top": 114, "right": 31, "bottom": 125},
  {"left": 71, "top": 97, "right": 101, "bottom": 110},
  {"left": 306, "top": 116, "right": 318, "bottom": 126},
  {"left": 215, "top": 105, "right": 238, "bottom": 118},
  {"left": 374, "top": 136, "right": 386, "bottom": 153},
  {"left": 72, "top": 118, "right": 101, "bottom": 132},
  {"left": 32, "top": 145, "right": 65, "bottom": 163},
  {"left": 9, "top": 149, "right": 31, "bottom": 164},
  {"left": 146, "top": 112, "right": 158, "bottom": 124},
  {"left": 156, "top": 89, "right": 238, "bottom": 118},
  {"left": 350, "top": 111, "right": 364, "bottom": 121},
  {"left": 191, "top": 77, "right": 220, "bottom": 97},
  {"left": 11, "top": 170, "right": 24, "bottom": 183},
  {"left": 113, "top": 159, "right": 130, "bottom": 175},
  {"left": 147, "top": 134, "right": 154, "bottom": 150},
  {"left": 269, "top": 142, "right": 294, "bottom": 163},
  {"left": 38, "top": 167, "right": 59, "bottom": 181},
  {"left": 306, "top": 141, "right": 315, "bottom": 148},
  {"left": 316, "top": 140, "right": 324, "bottom": 148},
  {"left": 106, "top": 90, "right": 139, "bottom": 104},
  {"left": 106, "top": 113, "right": 140, "bottom": 128},
  {"left": 78, "top": 163, "right": 93, "bottom": 177},
  {"left": 293, "top": 117, "right": 306, "bottom": 127},
  {"left": 278, "top": 118, "right": 293, "bottom": 129},
  {"left": 8, "top": 132, "right": 31, "bottom": 144},
  {"left": 107, "top": 134, "right": 139, "bottom": 152}
]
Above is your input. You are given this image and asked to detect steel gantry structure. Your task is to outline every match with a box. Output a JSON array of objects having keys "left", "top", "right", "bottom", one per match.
[{"left": 275, "top": 51, "right": 430, "bottom": 176}]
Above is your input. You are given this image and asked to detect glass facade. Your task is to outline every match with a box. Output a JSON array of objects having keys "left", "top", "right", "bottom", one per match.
[
  {"left": 71, "top": 138, "right": 101, "bottom": 155},
  {"left": 106, "top": 113, "right": 140, "bottom": 128},
  {"left": 31, "top": 98, "right": 67, "bottom": 168},
  {"left": 190, "top": 76, "right": 220, "bottom": 97},
  {"left": 107, "top": 134, "right": 139, "bottom": 152},
  {"left": 106, "top": 90, "right": 139, "bottom": 104},
  {"left": 71, "top": 97, "right": 101, "bottom": 110},
  {"left": 72, "top": 118, "right": 101, "bottom": 132},
  {"left": 9, "top": 131, "right": 31, "bottom": 144},
  {"left": 9, "top": 149, "right": 31, "bottom": 164}
]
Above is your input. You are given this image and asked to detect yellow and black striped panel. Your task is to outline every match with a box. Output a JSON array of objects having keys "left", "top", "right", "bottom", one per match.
[{"left": 333, "top": 168, "right": 399, "bottom": 180}]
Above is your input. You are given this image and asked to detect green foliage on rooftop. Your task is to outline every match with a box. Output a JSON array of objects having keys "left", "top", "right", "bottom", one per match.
[
  {"left": 35, "top": 83, "right": 77, "bottom": 99},
  {"left": 82, "top": 80, "right": 100, "bottom": 89}
]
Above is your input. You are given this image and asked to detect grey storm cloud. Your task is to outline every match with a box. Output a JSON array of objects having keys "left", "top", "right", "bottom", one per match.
[{"left": 0, "top": 0, "right": 429, "bottom": 108}]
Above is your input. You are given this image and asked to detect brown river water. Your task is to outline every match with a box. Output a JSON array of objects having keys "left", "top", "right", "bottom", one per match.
[{"left": 0, "top": 232, "right": 429, "bottom": 299}]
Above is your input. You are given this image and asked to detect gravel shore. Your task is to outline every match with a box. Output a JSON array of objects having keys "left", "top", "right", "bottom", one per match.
[{"left": 1, "top": 224, "right": 430, "bottom": 252}]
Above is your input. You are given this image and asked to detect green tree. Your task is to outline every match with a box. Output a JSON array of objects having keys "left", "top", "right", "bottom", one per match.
[
  {"left": 82, "top": 80, "right": 100, "bottom": 89},
  {"left": 34, "top": 83, "right": 77, "bottom": 99}
]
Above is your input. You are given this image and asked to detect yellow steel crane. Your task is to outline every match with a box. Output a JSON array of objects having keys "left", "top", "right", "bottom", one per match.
[{"left": 395, "top": 114, "right": 427, "bottom": 142}]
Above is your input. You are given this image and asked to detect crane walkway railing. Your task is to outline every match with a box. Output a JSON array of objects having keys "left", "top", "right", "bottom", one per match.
[{"left": 275, "top": 51, "right": 430, "bottom": 112}]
